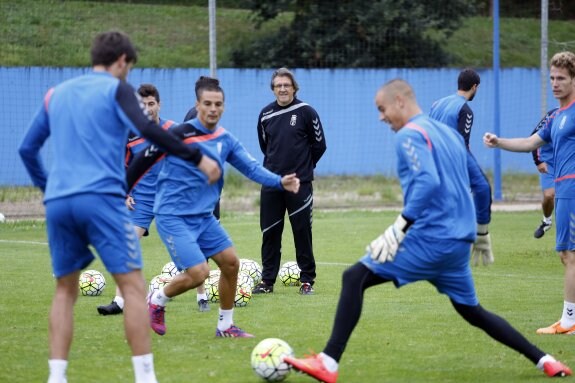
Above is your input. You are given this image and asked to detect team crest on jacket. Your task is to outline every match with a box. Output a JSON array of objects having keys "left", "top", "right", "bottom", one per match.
[{"left": 290, "top": 114, "right": 297, "bottom": 126}]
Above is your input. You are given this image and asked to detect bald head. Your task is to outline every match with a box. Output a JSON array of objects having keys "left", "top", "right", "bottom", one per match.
[{"left": 375, "top": 78, "right": 421, "bottom": 131}]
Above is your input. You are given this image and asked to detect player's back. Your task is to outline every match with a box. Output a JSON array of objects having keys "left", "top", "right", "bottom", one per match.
[
  {"left": 429, "top": 94, "right": 466, "bottom": 131},
  {"left": 398, "top": 115, "right": 475, "bottom": 241},
  {"left": 45, "top": 72, "right": 131, "bottom": 201}
]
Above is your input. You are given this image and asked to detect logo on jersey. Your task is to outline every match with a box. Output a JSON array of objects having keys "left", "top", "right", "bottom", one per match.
[
  {"left": 217, "top": 142, "right": 223, "bottom": 155},
  {"left": 402, "top": 138, "right": 420, "bottom": 171},
  {"left": 290, "top": 115, "right": 297, "bottom": 126},
  {"left": 559, "top": 115, "right": 567, "bottom": 130},
  {"left": 313, "top": 118, "right": 323, "bottom": 142},
  {"left": 464, "top": 113, "right": 472, "bottom": 134}
]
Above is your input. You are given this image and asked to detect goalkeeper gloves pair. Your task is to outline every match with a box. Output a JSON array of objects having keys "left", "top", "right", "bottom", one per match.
[
  {"left": 472, "top": 224, "right": 494, "bottom": 266},
  {"left": 367, "top": 214, "right": 412, "bottom": 263}
]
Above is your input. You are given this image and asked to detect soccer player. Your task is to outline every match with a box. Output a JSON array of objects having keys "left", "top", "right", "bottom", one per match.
[
  {"left": 284, "top": 79, "right": 571, "bottom": 383},
  {"left": 18, "top": 31, "right": 220, "bottom": 383},
  {"left": 253, "top": 67, "right": 326, "bottom": 296},
  {"left": 484, "top": 51, "right": 575, "bottom": 335},
  {"left": 429, "top": 68, "right": 495, "bottom": 266},
  {"left": 97, "top": 83, "right": 210, "bottom": 315},
  {"left": 530, "top": 108, "right": 558, "bottom": 239},
  {"left": 128, "top": 76, "right": 300, "bottom": 337}
]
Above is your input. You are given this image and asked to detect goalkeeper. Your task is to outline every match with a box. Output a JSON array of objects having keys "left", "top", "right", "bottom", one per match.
[
  {"left": 284, "top": 79, "right": 571, "bottom": 383},
  {"left": 429, "top": 68, "right": 494, "bottom": 266}
]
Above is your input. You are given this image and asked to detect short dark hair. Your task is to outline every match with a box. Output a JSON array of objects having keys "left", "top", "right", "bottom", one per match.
[
  {"left": 91, "top": 30, "right": 137, "bottom": 67},
  {"left": 195, "top": 76, "right": 224, "bottom": 100},
  {"left": 270, "top": 67, "right": 299, "bottom": 95},
  {"left": 457, "top": 68, "right": 480, "bottom": 91},
  {"left": 138, "top": 83, "right": 160, "bottom": 102}
]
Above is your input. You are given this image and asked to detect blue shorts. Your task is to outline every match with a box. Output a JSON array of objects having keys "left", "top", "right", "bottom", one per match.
[
  {"left": 554, "top": 198, "right": 575, "bottom": 251},
  {"left": 155, "top": 214, "right": 232, "bottom": 271},
  {"left": 539, "top": 164, "right": 555, "bottom": 191},
  {"left": 45, "top": 194, "right": 142, "bottom": 278},
  {"left": 130, "top": 197, "right": 155, "bottom": 234},
  {"left": 360, "top": 235, "right": 478, "bottom": 306}
]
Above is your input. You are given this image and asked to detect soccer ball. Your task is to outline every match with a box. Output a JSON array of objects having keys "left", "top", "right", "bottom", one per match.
[
  {"left": 161, "top": 261, "right": 181, "bottom": 277},
  {"left": 238, "top": 270, "right": 255, "bottom": 290},
  {"left": 279, "top": 261, "right": 301, "bottom": 286},
  {"left": 234, "top": 279, "right": 253, "bottom": 307},
  {"left": 149, "top": 274, "right": 172, "bottom": 295},
  {"left": 205, "top": 273, "right": 220, "bottom": 303},
  {"left": 251, "top": 338, "right": 294, "bottom": 381},
  {"left": 79, "top": 269, "right": 106, "bottom": 296},
  {"left": 239, "top": 258, "right": 262, "bottom": 285}
]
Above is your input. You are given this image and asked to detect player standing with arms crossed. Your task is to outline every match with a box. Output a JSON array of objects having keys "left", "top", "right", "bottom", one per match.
[{"left": 18, "top": 31, "right": 220, "bottom": 383}]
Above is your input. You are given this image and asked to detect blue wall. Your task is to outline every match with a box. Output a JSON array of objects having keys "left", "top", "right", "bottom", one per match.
[{"left": 1, "top": 67, "right": 557, "bottom": 185}]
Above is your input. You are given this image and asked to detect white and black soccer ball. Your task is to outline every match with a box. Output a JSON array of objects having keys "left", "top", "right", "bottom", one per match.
[
  {"left": 279, "top": 261, "right": 301, "bottom": 287},
  {"left": 238, "top": 269, "right": 255, "bottom": 290},
  {"left": 251, "top": 338, "right": 294, "bottom": 381},
  {"left": 149, "top": 274, "right": 172, "bottom": 295},
  {"left": 161, "top": 261, "right": 181, "bottom": 277},
  {"left": 239, "top": 258, "right": 262, "bottom": 285},
  {"left": 234, "top": 278, "right": 253, "bottom": 307},
  {"left": 205, "top": 273, "right": 220, "bottom": 303},
  {"left": 79, "top": 269, "right": 106, "bottom": 296}
]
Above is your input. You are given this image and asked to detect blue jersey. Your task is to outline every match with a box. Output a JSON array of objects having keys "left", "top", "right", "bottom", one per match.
[
  {"left": 538, "top": 100, "right": 575, "bottom": 198},
  {"left": 153, "top": 118, "right": 283, "bottom": 216},
  {"left": 429, "top": 93, "right": 474, "bottom": 149},
  {"left": 19, "top": 71, "right": 202, "bottom": 202},
  {"left": 531, "top": 108, "right": 557, "bottom": 167},
  {"left": 396, "top": 114, "right": 476, "bottom": 242},
  {"left": 126, "top": 118, "right": 175, "bottom": 205}
]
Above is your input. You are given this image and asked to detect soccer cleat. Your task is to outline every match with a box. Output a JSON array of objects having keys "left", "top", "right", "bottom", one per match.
[
  {"left": 284, "top": 353, "right": 338, "bottom": 383},
  {"left": 299, "top": 282, "right": 314, "bottom": 295},
  {"left": 536, "top": 321, "right": 575, "bottom": 335},
  {"left": 543, "top": 361, "right": 572, "bottom": 377},
  {"left": 534, "top": 220, "right": 552, "bottom": 238},
  {"left": 96, "top": 300, "right": 123, "bottom": 316},
  {"left": 197, "top": 299, "right": 210, "bottom": 312},
  {"left": 252, "top": 281, "right": 274, "bottom": 294},
  {"left": 147, "top": 295, "right": 166, "bottom": 336},
  {"left": 215, "top": 325, "right": 254, "bottom": 338}
]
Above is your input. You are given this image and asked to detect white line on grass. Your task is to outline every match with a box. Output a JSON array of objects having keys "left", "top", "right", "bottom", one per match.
[{"left": 0, "top": 239, "right": 48, "bottom": 246}]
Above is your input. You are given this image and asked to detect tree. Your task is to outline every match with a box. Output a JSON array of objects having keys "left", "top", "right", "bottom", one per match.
[{"left": 231, "top": 0, "right": 477, "bottom": 68}]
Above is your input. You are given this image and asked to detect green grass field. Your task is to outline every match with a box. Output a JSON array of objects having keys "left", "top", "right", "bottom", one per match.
[{"left": 0, "top": 210, "right": 571, "bottom": 382}]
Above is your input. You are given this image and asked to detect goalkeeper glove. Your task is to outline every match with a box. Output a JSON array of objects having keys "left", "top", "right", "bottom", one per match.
[
  {"left": 471, "top": 224, "right": 494, "bottom": 266},
  {"left": 367, "top": 214, "right": 412, "bottom": 263}
]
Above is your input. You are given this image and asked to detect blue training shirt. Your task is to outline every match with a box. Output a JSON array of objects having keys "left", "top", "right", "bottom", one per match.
[
  {"left": 153, "top": 118, "right": 283, "bottom": 216},
  {"left": 396, "top": 114, "right": 476, "bottom": 242},
  {"left": 429, "top": 93, "right": 474, "bottom": 149},
  {"left": 538, "top": 100, "right": 575, "bottom": 198}
]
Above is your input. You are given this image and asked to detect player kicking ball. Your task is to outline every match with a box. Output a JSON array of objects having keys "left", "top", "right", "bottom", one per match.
[
  {"left": 284, "top": 79, "right": 571, "bottom": 382},
  {"left": 127, "top": 76, "right": 300, "bottom": 338}
]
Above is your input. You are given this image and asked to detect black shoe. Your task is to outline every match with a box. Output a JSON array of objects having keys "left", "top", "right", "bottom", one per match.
[
  {"left": 198, "top": 299, "right": 210, "bottom": 312},
  {"left": 97, "top": 301, "right": 123, "bottom": 316},
  {"left": 252, "top": 281, "right": 273, "bottom": 294},
  {"left": 534, "top": 220, "right": 552, "bottom": 239},
  {"left": 299, "top": 282, "right": 314, "bottom": 295}
]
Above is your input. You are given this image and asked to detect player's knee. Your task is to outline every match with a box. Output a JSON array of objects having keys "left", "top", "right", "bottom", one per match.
[{"left": 341, "top": 263, "right": 368, "bottom": 286}]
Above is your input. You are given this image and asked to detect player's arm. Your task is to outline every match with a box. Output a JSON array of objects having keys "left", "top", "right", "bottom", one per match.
[
  {"left": 457, "top": 104, "right": 473, "bottom": 147},
  {"left": 18, "top": 97, "right": 52, "bottom": 192},
  {"left": 304, "top": 107, "right": 327, "bottom": 166},
  {"left": 484, "top": 131, "right": 545, "bottom": 152},
  {"left": 257, "top": 113, "right": 267, "bottom": 154}
]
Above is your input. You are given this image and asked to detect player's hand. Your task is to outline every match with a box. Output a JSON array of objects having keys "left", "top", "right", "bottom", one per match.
[
  {"left": 281, "top": 173, "right": 300, "bottom": 193},
  {"left": 197, "top": 155, "right": 221, "bottom": 184},
  {"left": 125, "top": 195, "right": 136, "bottom": 210},
  {"left": 483, "top": 132, "right": 499, "bottom": 148},
  {"left": 367, "top": 214, "right": 410, "bottom": 263},
  {"left": 472, "top": 233, "right": 494, "bottom": 266},
  {"left": 537, "top": 162, "right": 548, "bottom": 174}
]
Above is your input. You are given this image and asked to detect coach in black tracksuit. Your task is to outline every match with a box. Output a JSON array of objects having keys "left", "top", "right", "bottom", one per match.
[{"left": 253, "top": 67, "right": 327, "bottom": 296}]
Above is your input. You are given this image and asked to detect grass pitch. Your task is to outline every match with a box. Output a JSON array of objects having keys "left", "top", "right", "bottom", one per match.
[{"left": 0, "top": 210, "right": 571, "bottom": 382}]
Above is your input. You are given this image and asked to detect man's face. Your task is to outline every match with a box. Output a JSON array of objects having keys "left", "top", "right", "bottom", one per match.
[
  {"left": 550, "top": 66, "right": 575, "bottom": 102},
  {"left": 141, "top": 95, "right": 160, "bottom": 123},
  {"left": 196, "top": 90, "right": 224, "bottom": 130},
  {"left": 272, "top": 75, "right": 295, "bottom": 106},
  {"left": 375, "top": 89, "right": 404, "bottom": 132}
]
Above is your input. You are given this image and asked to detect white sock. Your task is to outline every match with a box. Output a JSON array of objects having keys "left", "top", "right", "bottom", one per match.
[
  {"left": 217, "top": 308, "right": 234, "bottom": 331},
  {"left": 537, "top": 354, "right": 556, "bottom": 371},
  {"left": 48, "top": 359, "right": 68, "bottom": 383},
  {"left": 197, "top": 292, "right": 208, "bottom": 302},
  {"left": 319, "top": 352, "right": 339, "bottom": 372},
  {"left": 150, "top": 287, "right": 170, "bottom": 306},
  {"left": 560, "top": 301, "right": 575, "bottom": 328},
  {"left": 132, "top": 353, "right": 158, "bottom": 383},
  {"left": 114, "top": 296, "right": 125, "bottom": 309},
  {"left": 543, "top": 216, "right": 552, "bottom": 225}
]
